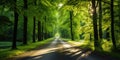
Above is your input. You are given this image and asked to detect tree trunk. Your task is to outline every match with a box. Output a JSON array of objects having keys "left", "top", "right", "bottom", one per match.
[
  {"left": 92, "top": 0, "right": 99, "bottom": 50},
  {"left": 44, "top": 16, "right": 47, "bottom": 39},
  {"left": 98, "top": 0, "right": 103, "bottom": 50},
  {"left": 32, "top": 0, "right": 37, "bottom": 42},
  {"left": 70, "top": 11, "right": 74, "bottom": 40},
  {"left": 23, "top": 0, "right": 28, "bottom": 45},
  {"left": 23, "top": 16, "right": 28, "bottom": 44},
  {"left": 110, "top": 0, "right": 117, "bottom": 49},
  {"left": 98, "top": 0, "right": 102, "bottom": 40},
  {"left": 41, "top": 22, "right": 44, "bottom": 40},
  {"left": 12, "top": 0, "right": 18, "bottom": 49},
  {"left": 33, "top": 16, "right": 36, "bottom": 42},
  {"left": 118, "top": 0, "right": 120, "bottom": 34},
  {"left": 38, "top": 21, "right": 41, "bottom": 41}
]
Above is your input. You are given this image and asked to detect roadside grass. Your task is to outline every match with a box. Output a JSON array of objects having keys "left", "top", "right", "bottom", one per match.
[
  {"left": 0, "top": 42, "right": 22, "bottom": 49},
  {"left": 0, "top": 38, "right": 53, "bottom": 60},
  {"left": 63, "top": 38, "right": 120, "bottom": 59}
]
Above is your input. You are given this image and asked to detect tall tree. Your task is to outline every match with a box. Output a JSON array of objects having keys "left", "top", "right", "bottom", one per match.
[
  {"left": 32, "top": 0, "right": 37, "bottom": 42},
  {"left": 98, "top": 0, "right": 102, "bottom": 40},
  {"left": 33, "top": 16, "right": 36, "bottom": 42},
  {"left": 12, "top": 0, "right": 19, "bottom": 49},
  {"left": 118, "top": 0, "right": 120, "bottom": 32},
  {"left": 38, "top": 20, "right": 42, "bottom": 41},
  {"left": 40, "top": 21, "right": 45, "bottom": 40},
  {"left": 70, "top": 11, "right": 74, "bottom": 40},
  {"left": 41, "top": 21, "right": 44, "bottom": 40},
  {"left": 92, "top": 0, "right": 100, "bottom": 50},
  {"left": 110, "top": 0, "right": 117, "bottom": 49},
  {"left": 23, "top": 0, "right": 28, "bottom": 45},
  {"left": 44, "top": 16, "right": 47, "bottom": 39}
]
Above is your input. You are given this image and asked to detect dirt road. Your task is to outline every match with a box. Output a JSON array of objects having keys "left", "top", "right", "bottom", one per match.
[{"left": 12, "top": 38, "right": 118, "bottom": 60}]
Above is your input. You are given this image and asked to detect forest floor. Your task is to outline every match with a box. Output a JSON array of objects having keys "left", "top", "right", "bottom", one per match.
[{"left": 9, "top": 38, "right": 120, "bottom": 60}]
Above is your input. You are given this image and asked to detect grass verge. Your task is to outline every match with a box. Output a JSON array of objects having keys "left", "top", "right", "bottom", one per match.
[{"left": 0, "top": 38, "right": 53, "bottom": 60}]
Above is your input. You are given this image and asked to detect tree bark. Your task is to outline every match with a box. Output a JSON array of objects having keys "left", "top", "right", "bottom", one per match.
[
  {"left": 98, "top": 0, "right": 103, "bottom": 50},
  {"left": 44, "top": 16, "right": 47, "bottom": 39},
  {"left": 32, "top": 0, "right": 37, "bottom": 42},
  {"left": 41, "top": 21, "right": 44, "bottom": 40},
  {"left": 12, "top": 0, "right": 18, "bottom": 49},
  {"left": 118, "top": 0, "right": 120, "bottom": 33},
  {"left": 110, "top": 0, "right": 117, "bottom": 49},
  {"left": 70, "top": 11, "right": 74, "bottom": 40},
  {"left": 92, "top": 0, "right": 99, "bottom": 50},
  {"left": 23, "top": 0, "right": 28, "bottom": 45},
  {"left": 38, "top": 21, "right": 42, "bottom": 41},
  {"left": 33, "top": 16, "right": 36, "bottom": 42},
  {"left": 23, "top": 16, "right": 28, "bottom": 44},
  {"left": 98, "top": 0, "right": 102, "bottom": 40}
]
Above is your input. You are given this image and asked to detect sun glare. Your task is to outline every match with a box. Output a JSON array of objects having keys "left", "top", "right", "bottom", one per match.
[{"left": 58, "top": 3, "right": 63, "bottom": 9}]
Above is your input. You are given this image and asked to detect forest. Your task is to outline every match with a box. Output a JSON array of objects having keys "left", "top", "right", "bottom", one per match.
[{"left": 0, "top": 0, "right": 120, "bottom": 60}]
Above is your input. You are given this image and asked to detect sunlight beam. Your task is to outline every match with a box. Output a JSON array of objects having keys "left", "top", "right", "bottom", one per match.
[{"left": 58, "top": 3, "right": 63, "bottom": 9}]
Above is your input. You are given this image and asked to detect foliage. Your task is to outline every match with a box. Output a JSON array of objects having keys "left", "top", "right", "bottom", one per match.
[{"left": 0, "top": 0, "right": 120, "bottom": 59}]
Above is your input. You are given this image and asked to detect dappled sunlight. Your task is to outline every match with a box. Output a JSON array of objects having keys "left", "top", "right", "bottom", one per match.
[
  {"left": 59, "top": 40, "right": 72, "bottom": 48},
  {"left": 71, "top": 51, "right": 82, "bottom": 56},
  {"left": 31, "top": 48, "right": 58, "bottom": 56},
  {"left": 58, "top": 3, "right": 63, "bottom": 9},
  {"left": 4, "top": 39, "right": 119, "bottom": 60},
  {"left": 76, "top": 51, "right": 92, "bottom": 60},
  {"left": 59, "top": 45, "right": 93, "bottom": 60},
  {"left": 68, "top": 40, "right": 88, "bottom": 47},
  {"left": 29, "top": 41, "right": 93, "bottom": 60},
  {"left": 65, "top": 48, "right": 81, "bottom": 56},
  {"left": 102, "top": 39, "right": 113, "bottom": 52}
]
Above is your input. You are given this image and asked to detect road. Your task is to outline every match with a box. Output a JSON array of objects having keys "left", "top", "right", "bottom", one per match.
[{"left": 12, "top": 38, "right": 117, "bottom": 60}]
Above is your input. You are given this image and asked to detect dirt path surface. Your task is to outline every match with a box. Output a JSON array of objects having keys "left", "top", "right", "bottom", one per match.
[{"left": 11, "top": 38, "right": 119, "bottom": 60}]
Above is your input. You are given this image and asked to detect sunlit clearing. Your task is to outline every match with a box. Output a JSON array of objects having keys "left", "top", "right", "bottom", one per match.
[{"left": 55, "top": 32, "right": 60, "bottom": 39}]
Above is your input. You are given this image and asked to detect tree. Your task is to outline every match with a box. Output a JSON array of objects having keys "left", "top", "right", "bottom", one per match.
[
  {"left": 70, "top": 11, "right": 74, "bottom": 40},
  {"left": 23, "top": 0, "right": 28, "bottom": 45},
  {"left": 118, "top": 0, "right": 120, "bottom": 34},
  {"left": 33, "top": 16, "right": 36, "bottom": 42},
  {"left": 12, "top": 0, "right": 19, "bottom": 49},
  {"left": 38, "top": 20, "right": 42, "bottom": 41},
  {"left": 41, "top": 21, "right": 44, "bottom": 40},
  {"left": 44, "top": 16, "right": 47, "bottom": 39},
  {"left": 110, "top": 0, "right": 117, "bottom": 49},
  {"left": 98, "top": 0, "right": 102, "bottom": 40},
  {"left": 91, "top": 0, "right": 100, "bottom": 50},
  {"left": 32, "top": 0, "right": 37, "bottom": 42}
]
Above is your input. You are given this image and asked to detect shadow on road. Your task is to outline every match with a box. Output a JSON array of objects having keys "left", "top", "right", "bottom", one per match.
[
  {"left": 15, "top": 46, "right": 119, "bottom": 60},
  {"left": 11, "top": 39, "right": 119, "bottom": 60}
]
